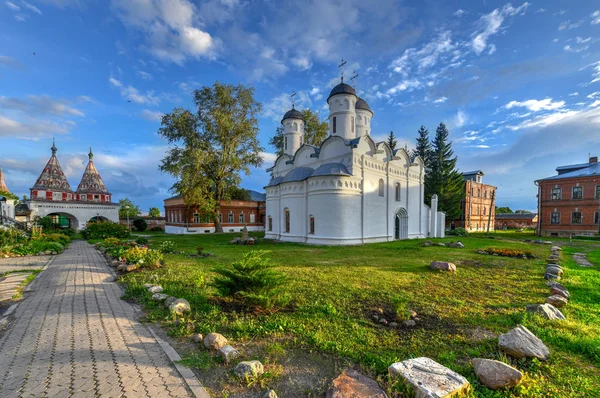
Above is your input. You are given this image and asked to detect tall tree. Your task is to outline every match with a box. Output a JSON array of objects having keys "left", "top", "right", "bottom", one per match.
[
  {"left": 119, "top": 198, "right": 141, "bottom": 218},
  {"left": 159, "top": 82, "right": 263, "bottom": 233},
  {"left": 387, "top": 131, "right": 397, "bottom": 151},
  {"left": 495, "top": 206, "right": 513, "bottom": 214},
  {"left": 413, "top": 125, "right": 432, "bottom": 164},
  {"left": 428, "top": 123, "right": 464, "bottom": 220},
  {"left": 269, "top": 109, "right": 328, "bottom": 156},
  {"left": 148, "top": 207, "right": 161, "bottom": 218}
]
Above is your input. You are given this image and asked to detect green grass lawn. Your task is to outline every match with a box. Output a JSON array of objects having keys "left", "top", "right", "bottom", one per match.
[{"left": 119, "top": 231, "right": 600, "bottom": 397}]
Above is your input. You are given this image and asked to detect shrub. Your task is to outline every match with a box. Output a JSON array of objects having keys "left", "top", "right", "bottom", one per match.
[
  {"left": 0, "top": 228, "right": 28, "bottom": 247},
  {"left": 480, "top": 247, "right": 535, "bottom": 259},
  {"left": 101, "top": 237, "right": 120, "bottom": 247},
  {"left": 133, "top": 218, "right": 148, "bottom": 232},
  {"left": 143, "top": 250, "right": 164, "bottom": 268},
  {"left": 446, "top": 228, "right": 468, "bottom": 237},
  {"left": 196, "top": 246, "right": 204, "bottom": 255},
  {"left": 81, "top": 221, "right": 131, "bottom": 240},
  {"left": 212, "top": 250, "right": 286, "bottom": 308},
  {"left": 136, "top": 236, "right": 149, "bottom": 245},
  {"left": 150, "top": 226, "right": 164, "bottom": 231},
  {"left": 41, "top": 233, "right": 71, "bottom": 247},
  {"left": 159, "top": 240, "right": 176, "bottom": 254},
  {"left": 123, "top": 246, "right": 148, "bottom": 265}
]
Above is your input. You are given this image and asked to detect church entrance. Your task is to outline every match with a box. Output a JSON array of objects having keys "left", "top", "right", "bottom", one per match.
[{"left": 394, "top": 208, "right": 408, "bottom": 240}]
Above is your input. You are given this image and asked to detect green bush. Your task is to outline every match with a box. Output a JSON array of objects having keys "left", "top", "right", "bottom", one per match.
[
  {"left": 143, "top": 249, "right": 164, "bottom": 268},
  {"left": 81, "top": 221, "right": 131, "bottom": 240},
  {"left": 135, "top": 236, "right": 149, "bottom": 245},
  {"left": 12, "top": 240, "right": 64, "bottom": 255},
  {"left": 150, "top": 226, "right": 164, "bottom": 231},
  {"left": 0, "top": 228, "right": 28, "bottom": 247},
  {"left": 42, "top": 233, "right": 71, "bottom": 247},
  {"left": 133, "top": 218, "right": 148, "bottom": 232},
  {"left": 212, "top": 250, "right": 286, "bottom": 308},
  {"left": 159, "top": 240, "right": 176, "bottom": 254},
  {"left": 446, "top": 227, "right": 468, "bottom": 237}
]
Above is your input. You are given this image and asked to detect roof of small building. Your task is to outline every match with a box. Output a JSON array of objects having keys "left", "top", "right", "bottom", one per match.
[
  {"left": 281, "top": 108, "right": 304, "bottom": 122},
  {"left": 537, "top": 161, "right": 600, "bottom": 181},
  {"left": 15, "top": 203, "right": 31, "bottom": 216},
  {"left": 248, "top": 190, "right": 266, "bottom": 201},
  {"left": 327, "top": 82, "right": 356, "bottom": 101},
  {"left": 281, "top": 167, "right": 315, "bottom": 183},
  {"left": 462, "top": 170, "right": 484, "bottom": 176},
  {"left": 495, "top": 213, "right": 537, "bottom": 220},
  {"left": 31, "top": 140, "right": 74, "bottom": 193},
  {"left": 76, "top": 149, "right": 110, "bottom": 195},
  {"left": 355, "top": 97, "right": 372, "bottom": 112}
]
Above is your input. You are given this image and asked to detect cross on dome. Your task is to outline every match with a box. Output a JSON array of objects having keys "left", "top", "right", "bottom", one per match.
[
  {"left": 51, "top": 137, "right": 57, "bottom": 155},
  {"left": 291, "top": 91, "right": 296, "bottom": 109},
  {"left": 338, "top": 58, "right": 347, "bottom": 83},
  {"left": 350, "top": 70, "right": 359, "bottom": 89}
]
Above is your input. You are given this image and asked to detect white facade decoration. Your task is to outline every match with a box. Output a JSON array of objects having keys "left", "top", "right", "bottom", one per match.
[
  {"left": 265, "top": 82, "right": 445, "bottom": 245},
  {"left": 26, "top": 201, "right": 119, "bottom": 231}
]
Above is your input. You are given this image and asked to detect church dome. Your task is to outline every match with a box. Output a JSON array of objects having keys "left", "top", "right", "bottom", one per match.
[
  {"left": 355, "top": 97, "right": 372, "bottom": 112},
  {"left": 327, "top": 82, "right": 356, "bottom": 101},
  {"left": 281, "top": 108, "right": 304, "bottom": 123},
  {"left": 313, "top": 162, "right": 351, "bottom": 177}
]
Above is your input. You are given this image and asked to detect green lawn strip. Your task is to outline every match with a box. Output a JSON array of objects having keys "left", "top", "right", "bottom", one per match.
[{"left": 118, "top": 231, "right": 600, "bottom": 396}]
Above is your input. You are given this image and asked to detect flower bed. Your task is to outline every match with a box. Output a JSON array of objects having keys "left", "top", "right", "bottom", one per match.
[
  {"left": 476, "top": 247, "right": 535, "bottom": 259},
  {"left": 0, "top": 227, "right": 70, "bottom": 257},
  {"left": 95, "top": 237, "right": 164, "bottom": 271}
]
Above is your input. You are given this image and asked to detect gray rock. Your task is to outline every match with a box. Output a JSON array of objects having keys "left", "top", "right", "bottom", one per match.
[
  {"left": 403, "top": 320, "right": 416, "bottom": 327},
  {"left": 169, "top": 298, "right": 191, "bottom": 315},
  {"left": 143, "top": 283, "right": 154, "bottom": 288},
  {"left": 551, "top": 246, "right": 562, "bottom": 251},
  {"left": 388, "top": 357, "right": 469, "bottom": 397},
  {"left": 204, "top": 332, "right": 228, "bottom": 350},
  {"left": 498, "top": 325, "right": 550, "bottom": 360},
  {"left": 472, "top": 358, "right": 523, "bottom": 390},
  {"left": 148, "top": 285, "right": 163, "bottom": 293},
  {"left": 379, "top": 319, "right": 388, "bottom": 325},
  {"left": 193, "top": 333, "right": 203, "bottom": 343},
  {"left": 234, "top": 360, "right": 264, "bottom": 379},
  {"left": 151, "top": 293, "right": 168, "bottom": 301},
  {"left": 436, "top": 243, "right": 446, "bottom": 247},
  {"left": 125, "top": 264, "right": 137, "bottom": 272},
  {"left": 164, "top": 296, "right": 177, "bottom": 308},
  {"left": 389, "top": 322, "right": 398, "bottom": 328},
  {"left": 264, "top": 390, "right": 278, "bottom": 398},
  {"left": 545, "top": 295, "right": 568, "bottom": 308},
  {"left": 547, "top": 281, "right": 566, "bottom": 290},
  {"left": 326, "top": 368, "right": 387, "bottom": 398},
  {"left": 526, "top": 304, "right": 566, "bottom": 320},
  {"left": 544, "top": 273, "right": 560, "bottom": 281},
  {"left": 550, "top": 287, "right": 570, "bottom": 299},
  {"left": 217, "top": 345, "right": 240, "bottom": 363},
  {"left": 430, "top": 261, "right": 457, "bottom": 272}
]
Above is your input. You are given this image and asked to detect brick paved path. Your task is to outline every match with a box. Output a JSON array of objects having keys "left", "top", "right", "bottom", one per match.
[
  {"left": 0, "top": 241, "right": 192, "bottom": 397},
  {"left": 0, "top": 255, "right": 52, "bottom": 274}
]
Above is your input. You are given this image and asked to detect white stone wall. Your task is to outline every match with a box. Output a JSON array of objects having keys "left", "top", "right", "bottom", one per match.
[
  {"left": 1, "top": 199, "right": 16, "bottom": 219},
  {"left": 27, "top": 200, "right": 119, "bottom": 231},
  {"left": 166, "top": 225, "right": 264, "bottom": 235},
  {"left": 328, "top": 94, "right": 356, "bottom": 140}
]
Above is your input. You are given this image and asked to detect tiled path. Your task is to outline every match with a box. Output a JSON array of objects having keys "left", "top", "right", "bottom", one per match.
[
  {"left": 0, "top": 241, "right": 193, "bottom": 397},
  {"left": 0, "top": 255, "right": 52, "bottom": 273},
  {"left": 0, "top": 272, "right": 34, "bottom": 302}
]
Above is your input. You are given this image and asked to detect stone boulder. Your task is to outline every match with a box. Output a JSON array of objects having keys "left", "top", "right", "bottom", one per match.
[
  {"left": 204, "top": 332, "right": 228, "bottom": 350},
  {"left": 193, "top": 333, "right": 203, "bottom": 343},
  {"left": 498, "top": 325, "right": 550, "bottom": 360},
  {"left": 388, "top": 357, "right": 470, "bottom": 397},
  {"left": 547, "top": 281, "right": 566, "bottom": 290},
  {"left": 545, "top": 295, "right": 568, "bottom": 308},
  {"left": 550, "top": 287, "right": 570, "bottom": 299},
  {"left": 551, "top": 246, "right": 562, "bottom": 251},
  {"left": 419, "top": 241, "right": 433, "bottom": 247},
  {"left": 217, "top": 345, "right": 240, "bottom": 363},
  {"left": 169, "top": 298, "right": 191, "bottom": 315},
  {"left": 164, "top": 296, "right": 177, "bottom": 308},
  {"left": 143, "top": 283, "right": 154, "bottom": 288},
  {"left": 526, "top": 304, "right": 565, "bottom": 320},
  {"left": 448, "top": 241, "right": 465, "bottom": 248},
  {"left": 264, "top": 390, "right": 278, "bottom": 398},
  {"left": 148, "top": 285, "right": 163, "bottom": 293},
  {"left": 151, "top": 293, "right": 168, "bottom": 301},
  {"left": 326, "top": 368, "right": 387, "bottom": 398},
  {"left": 430, "top": 261, "right": 457, "bottom": 272},
  {"left": 234, "top": 360, "right": 264, "bottom": 379},
  {"left": 472, "top": 358, "right": 523, "bottom": 390},
  {"left": 544, "top": 273, "right": 560, "bottom": 281}
]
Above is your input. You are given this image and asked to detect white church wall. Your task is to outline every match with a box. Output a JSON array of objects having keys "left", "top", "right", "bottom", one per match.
[
  {"left": 294, "top": 146, "right": 318, "bottom": 167},
  {"left": 319, "top": 137, "right": 352, "bottom": 160},
  {"left": 278, "top": 183, "right": 306, "bottom": 242},
  {"left": 362, "top": 169, "right": 389, "bottom": 240},
  {"left": 265, "top": 187, "right": 280, "bottom": 240},
  {"left": 28, "top": 201, "right": 119, "bottom": 231},
  {"left": 328, "top": 95, "right": 356, "bottom": 139}
]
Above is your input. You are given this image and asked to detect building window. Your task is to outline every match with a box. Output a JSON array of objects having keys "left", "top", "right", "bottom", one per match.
[
  {"left": 309, "top": 216, "right": 315, "bottom": 234},
  {"left": 572, "top": 186, "right": 583, "bottom": 199},
  {"left": 351, "top": 116, "right": 354, "bottom": 133},
  {"left": 268, "top": 216, "right": 272, "bottom": 231},
  {"left": 228, "top": 213, "right": 234, "bottom": 223},
  {"left": 193, "top": 213, "right": 200, "bottom": 223},
  {"left": 596, "top": 185, "right": 600, "bottom": 199},
  {"left": 395, "top": 183, "right": 401, "bottom": 201},
  {"left": 571, "top": 211, "right": 582, "bottom": 224},
  {"left": 378, "top": 179, "right": 384, "bottom": 197},
  {"left": 477, "top": 189, "right": 481, "bottom": 197},
  {"left": 284, "top": 136, "right": 288, "bottom": 151},
  {"left": 551, "top": 188, "right": 562, "bottom": 200},
  {"left": 595, "top": 211, "right": 599, "bottom": 225},
  {"left": 219, "top": 213, "right": 223, "bottom": 223},
  {"left": 250, "top": 213, "right": 255, "bottom": 223},
  {"left": 484, "top": 190, "right": 487, "bottom": 198},
  {"left": 483, "top": 207, "right": 486, "bottom": 216},
  {"left": 239, "top": 213, "right": 245, "bottom": 223},
  {"left": 332, "top": 117, "right": 337, "bottom": 134},
  {"left": 551, "top": 212, "right": 560, "bottom": 224},
  {"left": 284, "top": 209, "right": 290, "bottom": 233}
]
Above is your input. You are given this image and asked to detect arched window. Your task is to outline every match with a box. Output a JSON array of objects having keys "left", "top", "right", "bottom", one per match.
[
  {"left": 309, "top": 216, "right": 315, "bottom": 234},
  {"left": 268, "top": 216, "right": 272, "bottom": 231},
  {"left": 378, "top": 179, "right": 385, "bottom": 197},
  {"left": 284, "top": 136, "right": 288, "bottom": 150},
  {"left": 351, "top": 116, "right": 354, "bottom": 133},
  {"left": 332, "top": 117, "right": 337, "bottom": 134},
  {"left": 284, "top": 209, "right": 290, "bottom": 233},
  {"left": 395, "top": 183, "right": 401, "bottom": 201}
]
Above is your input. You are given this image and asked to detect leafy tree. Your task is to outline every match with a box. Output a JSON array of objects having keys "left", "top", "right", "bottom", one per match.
[
  {"left": 159, "top": 82, "right": 263, "bottom": 233},
  {"left": 228, "top": 186, "right": 251, "bottom": 201},
  {"left": 428, "top": 123, "right": 464, "bottom": 220},
  {"left": 387, "top": 131, "right": 397, "bottom": 152},
  {"left": 118, "top": 198, "right": 141, "bottom": 218},
  {"left": 515, "top": 209, "right": 532, "bottom": 214},
  {"left": 496, "top": 206, "right": 513, "bottom": 214},
  {"left": 148, "top": 207, "right": 161, "bottom": 218},
  {"left": 269, "top": 109, "right": 328, "bottom": 156},
  {"left": 133, "top": 218, "right": 148, "bottom": 232}
]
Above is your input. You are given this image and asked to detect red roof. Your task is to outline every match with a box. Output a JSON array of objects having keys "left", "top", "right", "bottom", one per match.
[
  {"left": 31, "top": 140, "right": 74, "bottom": 193},
  {"left": 76, "top": 149, "right": 110, "bottom": 195}
]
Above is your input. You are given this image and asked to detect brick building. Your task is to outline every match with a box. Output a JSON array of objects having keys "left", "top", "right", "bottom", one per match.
[
  {"left": 495, "top": 213, "right": 538, "bottom": 230},
  {"left": 535, "top": 156, "right": 600, "bottom": 237},
  {"left": 164, "top": 190, "right": 266, "bottom": 234},
  {"left": 449, "top": 170, "right": 497, "bottom": 232}
]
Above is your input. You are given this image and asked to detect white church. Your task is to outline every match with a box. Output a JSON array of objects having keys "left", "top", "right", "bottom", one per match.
[{"left": 264, "top": 79, "right": 445, "bottom": 245}]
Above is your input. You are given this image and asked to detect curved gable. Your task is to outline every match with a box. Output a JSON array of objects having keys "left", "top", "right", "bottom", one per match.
[
  {"left": 392, "top": 148, "right": 411, "bottom": 168},
  {"left": 355, "top": 135, "right": 377, "bottom": 155},
  {"left": 319, "top": 135, "right": 351, "bottom": 160},
  {"left": 292, "top": 144, "right": 318, "bottom": 167}
]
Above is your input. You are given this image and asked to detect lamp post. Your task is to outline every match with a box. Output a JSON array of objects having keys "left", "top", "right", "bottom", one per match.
[{"left": 125, "top": 205, "right": 130, "bottom": 229}]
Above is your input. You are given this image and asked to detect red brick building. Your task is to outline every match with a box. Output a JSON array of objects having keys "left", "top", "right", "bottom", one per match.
[
  {"left": 164, "top": 190, "right": 266, "bottom": 234},
  {"left": 495, "top": 213, "right": 538, "bottom": 230},
  {"left": 449, "top": 170, "right": 497, "bottom": 232},
  {"left": 535, "top": 156, "right": 600, "bottom": 237}
]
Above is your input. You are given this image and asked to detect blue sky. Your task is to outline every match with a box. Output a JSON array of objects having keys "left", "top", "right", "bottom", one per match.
[{"left": 1, "top": 0, "right": 599, "bottom": 213}]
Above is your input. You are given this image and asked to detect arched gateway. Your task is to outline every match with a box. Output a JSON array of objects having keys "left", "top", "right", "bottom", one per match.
[{"left": 394, "top": 208, "right": 409, "bottom": 240}]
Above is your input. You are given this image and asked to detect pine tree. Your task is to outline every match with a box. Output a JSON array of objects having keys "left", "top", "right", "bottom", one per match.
[
  {"left": 413, "top": 126, "right": 431, "bottom": 164},
  {"left": 429, "top": 123, "right": 464, "bottom": 220},
  {"left": 387, "top": 131, "right": 397, "bottom": 151}
]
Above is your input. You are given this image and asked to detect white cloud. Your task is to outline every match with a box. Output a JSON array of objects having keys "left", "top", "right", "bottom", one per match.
[
  {"left": 263, "top": 91, "right": 313, "bottom": 121},
  {"left": 108, "top": 77, "right": 159, "bottom": 105},
  {"left": 5, "top": 1, "right": 19, "bottom": 11},
  {"left": 488, "top": 44, "right": 497, "bottom": 55},
  {"left": 386, "top": 79, "right": 423, "bottom": 95},
  {"left": 591, "top": 10, "right": 600, "bottom": 25},
  {"left": 535, "top": 8, "right": 545, "bottom": 13},
  {"left": 22, "top": 1, "right": 41, "bottom": 14},
  {"left": 0, "top": 115, "right": 73, "bottom": 139},
  {"left": 564, "top": 44, "right": 589, "bottom": 53},
  {"left": 141, "top": 109, "right": 163, "bottom": 122},
  {"left": 576, "top": 37, "right": 591, "bottom": 43},
  {"left": 390, "top": 30, "right": 454, "bottom": 75},
  {"left": 587, "top": 92, "right": 600, "bottom": 99},
  {"left": 309, "top": 87, "right": 321, "bottom": 96},
  {"left": 109, "top": 77, "right": 122, "bottom": 88},
  {"left": 137, "top": 71, "right": 153, "bottom": 80},
  {"left": 580, "top": 60, "right": 600, "bottom": 84},
  {"left": 291, "top": 55, "right": 312, "bottom": 71},
  {"left": 558, "top": 20, "right": 583, "bottom": 30},
  {"left": 454, "top": 9, "right": 465, "bottom": 17},
  {"left": 505, "top": 98, "right": 565, "bottom": 112},
  {"left": 471, "top": 2, "right": 529, "bottom": 55},
  {"left": 590, "top": 100, "right": 600, "bottom": 108},
  {"left": 0, "top": 95, "right": 85, "bottom": 116},
  {"left": 0, "top": 55, "right": 25, "bottom": 70},
  {"left": 433, "top": 97, "right": 447, "bottom": 103},
  {"left": 569, "top": 92, "right": 579, "bottom": 96},
  {"left": 260, "top": 152, "right": 278, "bottom": 165},
  {"left": 453, "top": 110, "right": 468, "bottom": 127}
]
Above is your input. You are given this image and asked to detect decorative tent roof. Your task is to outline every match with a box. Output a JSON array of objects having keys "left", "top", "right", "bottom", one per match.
[
  {"left": 76, "top": 148, "right": 110, "bottom": 194},
  {"left": 327, "top": 82, "right": 356, "bottom": 101},
  {"left": 0, "top": 168, "right": 9, "bottom": 193},
  {"left": 31, "top": 140, "right": 74, "bottom": 193},
  {"left": 282, "top": 108, "right": 304, "bottom": 123},
  {"left": 355, "top": 97, "right": 372, "bottom": 112}
]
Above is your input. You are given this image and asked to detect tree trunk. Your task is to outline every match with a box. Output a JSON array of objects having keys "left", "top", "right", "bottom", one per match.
[{"left": 213, "top": 205, "right": 223, "bottom": 233}]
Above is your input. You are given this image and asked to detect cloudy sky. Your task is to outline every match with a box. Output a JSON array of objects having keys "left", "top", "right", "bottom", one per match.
[{"left": 1, "top": 0, "right": 599, "bottom": 213}]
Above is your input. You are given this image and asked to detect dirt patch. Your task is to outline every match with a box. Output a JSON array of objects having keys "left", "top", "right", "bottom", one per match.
[
  {"left": 466, "top": 326, "right": 498, "bottom": 341},
  {"left": 458, "top": 259, "right": 487, "bottom": 268}
]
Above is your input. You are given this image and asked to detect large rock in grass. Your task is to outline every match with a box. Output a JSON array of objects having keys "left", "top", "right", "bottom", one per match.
[
  {"left": 326, "top": 368, "right": 387, "bottom": 398},
  {"left": 217, "top": 345, "right": 240, "bottom": 363},
  {"left": 169, "top": 298, "right": 191, "bottom": 315},
  {"left": 544, "top": 273, "right": 560, "bottom": 281},
  {"left": 152, "top": 293, "right": 168, "bottom": 301},
  {"left": 547, "top": 281, "right": 566, "bottom": 290},
  {"left": 204, "top": 332, "right": 228, "bottom": 350},
  {"left": 164, "top": 296, "right": 177, "bottom": 308},
  {"left": 234, "top": 360, "right": 264, "bottom": 378},
  {"left": 545, "top": 295, "right": 568, "bottom": 308},
  {"left": 430, "top": 261, "right": 457, "bottom": 272},
  {"left": 472, "top": 358, "right": 523, "bottom": 390},
  {"left": 388, "top": 357, "right": 469, "bottom": 397},
  {"left": 526, "top": 304, "right": 565, "bottom": 320},
  {"left": 498, "top": 325, "right": 550, "bottom": 360},
  {"left": 148, "top": 285, "right": 163, "bottom": 293},
  {"left": 550, "top": 287, "right": 570, "bottom": 299},
  {"left": 551, "top": 246, "right": 562, "bottom": 251}
]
